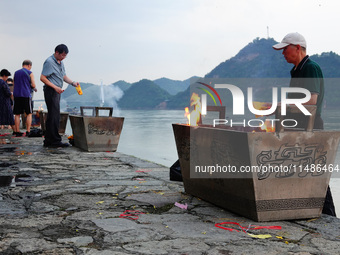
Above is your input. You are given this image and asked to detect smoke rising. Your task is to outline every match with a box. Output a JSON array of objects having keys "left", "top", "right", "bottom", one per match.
[{"left": 101, "top": 85, "right": 124, "bottom": 116}]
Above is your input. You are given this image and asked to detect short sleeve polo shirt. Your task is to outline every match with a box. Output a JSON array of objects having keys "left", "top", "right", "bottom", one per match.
[
  {"left": 289, "top": 55, "right": 324, "bottom": 115},
  {"left": 41, "top": 55, "right": 66, "bottom": 88}
]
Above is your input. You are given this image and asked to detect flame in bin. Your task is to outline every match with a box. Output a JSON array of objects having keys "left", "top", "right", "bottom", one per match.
[
  {"left": 253, "top": 101, "right": 271, "bottom": 118},
  {"left": 184, "top": 93, "right": 202, "bottom": 126},
  {"left": 252, "top": 101, "right": 275, "bottom": 132},
  {"left": 183, "top": 97, "right": 275, "bottom": 131},
  {"left": 184, "top": 107, "right": 190, "bottom": 125},
  {"left": 260, "top": 119, "right": 275, "bottom": 133}
]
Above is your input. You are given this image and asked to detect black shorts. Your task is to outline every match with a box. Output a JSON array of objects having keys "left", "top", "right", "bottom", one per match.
[{"left": 13, "top": 97, "right": 33, "bottom": 115}]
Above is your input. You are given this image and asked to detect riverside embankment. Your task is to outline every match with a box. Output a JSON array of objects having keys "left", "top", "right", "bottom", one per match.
[{"left": 0, "top": 131, "right": 340, "bottom": 255}]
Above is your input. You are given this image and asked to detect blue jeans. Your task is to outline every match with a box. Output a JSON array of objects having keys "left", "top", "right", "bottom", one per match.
[{"left": 43, "top": 86, "right": 61, "bottom": 145}]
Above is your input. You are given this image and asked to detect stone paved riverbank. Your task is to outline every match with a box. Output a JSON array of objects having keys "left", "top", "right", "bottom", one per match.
[{"left": 0, "top": 131, "right": 340, "bottom": 255}]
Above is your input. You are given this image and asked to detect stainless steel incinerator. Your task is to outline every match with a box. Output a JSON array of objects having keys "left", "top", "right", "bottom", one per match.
[
  {"left": 173, "top": 105, "right": 340, "bottom": 221},
  {"left": 69, "top": 107, "right": 124, "bottom": 152}
]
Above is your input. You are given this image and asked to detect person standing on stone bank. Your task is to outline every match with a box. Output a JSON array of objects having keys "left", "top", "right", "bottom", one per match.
[
  {"left": 273, "top": 32, "right": 335, "bottom": 217},
  {"left": 40, "top": 44, "right": 79, "bottom": 148},
  {"left": 273, "top": 32, "right": 324, "bottom": 129},
  {"left": 13, "top": 60, "right": 37, "bottom": 137},
  {"left": 0, "top": 77, "right": 13, "bottom": 130},
  {"left": 6, "top": 78, "right": 14, "bottom": 108},
  {"left": 0, "top": 69, "right": 15, "bottom": 131}
]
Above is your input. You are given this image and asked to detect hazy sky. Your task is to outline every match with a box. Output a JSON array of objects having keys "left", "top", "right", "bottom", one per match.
[{"left": 1, "top": 0, "right": 339, "bottom": 98}]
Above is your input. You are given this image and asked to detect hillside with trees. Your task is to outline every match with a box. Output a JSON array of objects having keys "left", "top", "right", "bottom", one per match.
[
  {"left": 153, "top": 77, "right": 193, "bottom": 95},
  {"left": 205, "top": 38, "right": 291, "bottom": 78},
  {"left": 118, "top": 79, "right": 171, "bottom": 109}
]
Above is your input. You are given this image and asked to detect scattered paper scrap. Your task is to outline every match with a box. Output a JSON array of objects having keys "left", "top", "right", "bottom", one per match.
[
  {"left": 248, "top": 234, "right": 272, "bottom": 239},
  {"left": 119, "top": 210, "right": 145, "bottom": 220},
  {"left": 174, "top": 202, "right": 188, "bottom": 210},
  {"left": 307, "top": 218, "right": 318, "bottom": 222},
  {"left": 215, "top": 221, "right": 281, "bottom": 237},
  {"left": 136, "top": 169, "right": 152, "bottom": 173},
  {"left": 152, "top": 191, "right": 165, "bottom": 195},
  {"left": 134, "top": 178, "right": 145, "bottom": 181}
]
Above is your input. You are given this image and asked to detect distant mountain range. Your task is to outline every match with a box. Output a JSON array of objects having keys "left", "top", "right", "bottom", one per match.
[{"left": 62, "top": 37, "right": 340, "bottom": 110}]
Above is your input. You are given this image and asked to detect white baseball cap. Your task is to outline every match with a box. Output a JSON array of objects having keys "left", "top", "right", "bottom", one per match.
[{"left": 272, "top": 32, "right": 307, "bottom": 50}]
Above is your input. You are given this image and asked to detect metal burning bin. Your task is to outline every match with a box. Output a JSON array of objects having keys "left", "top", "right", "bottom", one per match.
[
  {"left": 39, "top": 111, "right": 69, "bottom": 134},
  {"left": 173, "top": 106, "right": 340, "bottom": 222},
  {"left": 69, "top": 107, "right": 124, "bottom": 152},
  {"left": 21, "top": 110, "right": 41, "bottom": 128}
]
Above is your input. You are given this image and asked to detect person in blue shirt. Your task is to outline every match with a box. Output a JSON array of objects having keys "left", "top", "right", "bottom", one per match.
[{"left": 13, "top": 60, "right": 37, "bottom": 137}]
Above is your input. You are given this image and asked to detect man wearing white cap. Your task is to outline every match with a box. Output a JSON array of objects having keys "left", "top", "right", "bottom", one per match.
[
  {"left": 273, "top": 32, "right": 324, "bottom": 129},
  {"left": 273, "top": 32, "right": 335, "bottom": 216}
]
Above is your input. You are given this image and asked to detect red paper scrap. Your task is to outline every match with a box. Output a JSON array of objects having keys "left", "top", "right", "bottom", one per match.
[
  {"left": 119, "top": 210, "right": 145, "bottom": 220},
  {"left": 215, "top": 222, "right": 281, "bottom": 233},
  {"left": 135, "top": 169, "right": 152, "bottom": 173}
]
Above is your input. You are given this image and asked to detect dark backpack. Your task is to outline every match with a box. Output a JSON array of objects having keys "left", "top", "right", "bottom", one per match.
[{"left": 28, "top": 128, "right": 43, "bottom": 137}]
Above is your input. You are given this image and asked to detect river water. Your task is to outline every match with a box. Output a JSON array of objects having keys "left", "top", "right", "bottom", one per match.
[{"left": 62, "top": 109, "right": 340, "bottom": 217}]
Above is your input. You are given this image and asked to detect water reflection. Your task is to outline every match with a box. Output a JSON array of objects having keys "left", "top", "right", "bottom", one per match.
[
  {"left": 0, "top": 176, "right": 14, "bottom": 187},
  {"left": 0, "top": 139, "right": 14, "bottom": 144},
  {"left": 0, "top": 174, "right": 33, "bottom": 188},
  {"left": 0, "top": 147, "right": 16, "bottom": 153}
]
